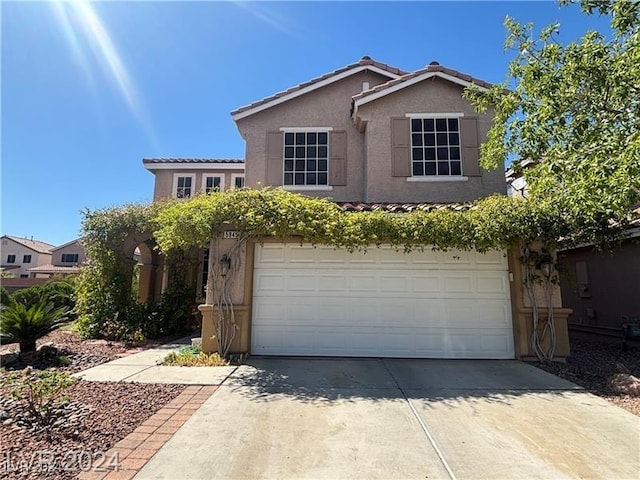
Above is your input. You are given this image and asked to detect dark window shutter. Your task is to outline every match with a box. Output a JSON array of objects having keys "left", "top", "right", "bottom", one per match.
[
  {"left": 460, "top": 117, "right": 481, "bottom": 176},
  {"left": 391, "top": 117, "right": 410, "bottom": 177},
  {"left": 329, "top": 130, "right": 347, "bottom": 186},
  {"left": 266, "top": 131, "right": 284, "bottom": 185}
]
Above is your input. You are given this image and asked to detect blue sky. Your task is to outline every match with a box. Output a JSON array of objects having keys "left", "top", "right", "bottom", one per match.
[{"left": 1, "top": 1, "right": 611, "bottom": 246}]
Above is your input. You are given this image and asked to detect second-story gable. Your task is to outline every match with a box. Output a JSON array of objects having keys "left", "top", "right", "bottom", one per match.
[{"left": 233, "top": 57, "right": 506, "bottom": 204}]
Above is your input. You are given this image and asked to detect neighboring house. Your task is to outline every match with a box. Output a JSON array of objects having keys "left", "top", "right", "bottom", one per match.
[
  {"left": 145, "top": 56, "right": 571, "bottom": 360},
  {"left": 143, "top": 158, "right": 245, "bottom": 201},
  {"left": 506, "top": 164, "right": 640, "bottom": 337},
  {"left": 27, "top": 238, "right": 87, "bottom": 278},
  {"left": 0, "top": 235, "right": 54, "bottom": 278},
  {"left": 558, "top": 208, "right": 640, "bottom": 336}
]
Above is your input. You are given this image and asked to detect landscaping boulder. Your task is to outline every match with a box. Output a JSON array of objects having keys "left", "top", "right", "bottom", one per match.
[{"left": 608, "top": 373, "right": 640, "bottom": 396}]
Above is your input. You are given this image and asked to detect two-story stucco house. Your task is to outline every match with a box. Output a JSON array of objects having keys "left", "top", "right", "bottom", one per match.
[
  {"left": 0, "top": 235, "right": 54, "bottom": 278},
  {"left": 146, "top": 57, "right": 570, "bottom": 360},
  {"left": 27, "top": 238, "right": 87, "bottom": 278}
]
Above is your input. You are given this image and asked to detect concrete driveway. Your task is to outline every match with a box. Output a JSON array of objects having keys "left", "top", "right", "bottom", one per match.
[{"left": 136, "top": 359, "right": 639, "bottom": 480}]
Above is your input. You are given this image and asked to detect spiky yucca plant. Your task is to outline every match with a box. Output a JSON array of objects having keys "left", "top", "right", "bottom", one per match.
[{"left": 0, "top": 301, "right": 69, "bottom": 354}]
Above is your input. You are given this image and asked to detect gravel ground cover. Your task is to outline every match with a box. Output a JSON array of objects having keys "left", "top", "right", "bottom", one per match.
[
  {"left": 0, "top": 330, "right": 188, "bottom": 479},
  {"left": 0, "top": 330, "right": 181, "bottom": 374},
  {"left": 534, "top": 334, "right": 640, "bottom": 416}
]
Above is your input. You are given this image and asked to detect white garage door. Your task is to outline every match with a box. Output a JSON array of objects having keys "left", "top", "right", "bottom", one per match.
[{"left": 251, "top": 244, "right": 514, "bottom": 359}]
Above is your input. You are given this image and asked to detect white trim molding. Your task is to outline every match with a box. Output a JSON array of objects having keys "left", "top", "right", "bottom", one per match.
[
  {"left": 144, "top": 163, "right": 244, "bottom": 171},
  {"left": 230, "top": 173, "right": 245, "bottom": 189},
  {"left": 279, "top": 127, "right": 334, "bottom": 132},
  {"left": 202, "top": 173, "right": 226, "bottom": 192},
  {"left": 232, "top": 65, "right": 401, "bottom": 121},
  {"left": 405, "top": 112, "right": 465, "bottom": 118},
  {"left": 406, "top": 176, "right": 469, "bottom": 183},
  {"left": 352, "top": 71, "right": 490, "bottom": 119},
  {"left": 282, "top": 185, "right": 334, "bottom": 192},
  {"left": 172, "top": 173, "right": 196, "bottom": 199}
]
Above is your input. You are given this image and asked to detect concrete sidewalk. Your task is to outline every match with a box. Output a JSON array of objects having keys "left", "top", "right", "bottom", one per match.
[{"left": 73, "top": 337, "right": 237, "bottom": 385}]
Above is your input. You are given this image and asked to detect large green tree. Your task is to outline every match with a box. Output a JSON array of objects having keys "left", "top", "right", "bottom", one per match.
[{"left": 466, "top": 0, "right": 640, "bottom": 244}]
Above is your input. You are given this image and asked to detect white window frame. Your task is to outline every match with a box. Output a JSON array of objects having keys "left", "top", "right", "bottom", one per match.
[
  {"left": 172, "top": 173, "right": 196, "bottom": 199},
  {"left": 202, "top": 174, "right": 225, "bottom": 193},
  {"left": 281, "top": 129, "right": 331, "bottom": 188},
  {"left": 231, "top": 173, "right": 245, "bottom": 189},
  {"left": 23, "top": 255, "right": 32, "bottom": 263},
  {"left": 6, "top": 254, "right": 16, "bottom": 264},
  {"left": 407, "top": 113, "right": 466, "bottom": 179}
]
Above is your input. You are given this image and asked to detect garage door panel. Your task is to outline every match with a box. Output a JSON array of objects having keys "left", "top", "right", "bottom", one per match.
[{"left": 252, "top": 244, "right": 514, "bottom": 358}]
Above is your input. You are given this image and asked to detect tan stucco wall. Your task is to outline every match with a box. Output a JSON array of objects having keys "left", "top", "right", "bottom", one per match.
[
  {"left": 507, "top": 248, "right": 571, "bottom": 360},
  {"left": 152, "top": 169, "right": 244, "bottom": 201},
  {"left": 52, "top": 241, "right": 86, "bottom": 266},
  {"left": 356, "top": 77, "right": 506, "bottom": 203},
  {"left": 235, "top": 70, "right": 392, "bottom": 202},
  {"left": 1, "top": 238, "right": 52, "bottom": 277}
]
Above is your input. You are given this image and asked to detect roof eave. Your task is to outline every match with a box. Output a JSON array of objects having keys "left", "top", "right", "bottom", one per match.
[
  {"left": 232, "top": 64, "right": 402, "bottom": 122},
  {"left": 352, "top": 71, "right": 492, "bottom": 121}
]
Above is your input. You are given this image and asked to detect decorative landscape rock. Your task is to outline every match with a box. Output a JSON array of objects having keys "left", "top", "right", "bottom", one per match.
[{"left": 608, "top": 373, "right": 640, "bottom": 396}]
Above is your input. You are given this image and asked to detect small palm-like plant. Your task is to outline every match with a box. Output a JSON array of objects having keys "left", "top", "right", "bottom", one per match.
[{"left": 0, "top": 301, "right": 69, "bottom": 354}]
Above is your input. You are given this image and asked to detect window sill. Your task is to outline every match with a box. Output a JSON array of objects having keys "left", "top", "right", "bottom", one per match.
[
  {"left": 283, "top": 185, "right": 334, "bottom": 191},
  {"left": 406, "top": 176, "right": 469, "bottom": 183}
]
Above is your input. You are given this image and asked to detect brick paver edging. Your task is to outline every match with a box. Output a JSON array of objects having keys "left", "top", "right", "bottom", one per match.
[{"left": 78, "top": 385, "right": 217, "bottom": 480}]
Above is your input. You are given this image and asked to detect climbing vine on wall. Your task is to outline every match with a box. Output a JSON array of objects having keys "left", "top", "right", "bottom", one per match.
[{"left": 76, "top": 189, "right": 635, "bottom": 358}]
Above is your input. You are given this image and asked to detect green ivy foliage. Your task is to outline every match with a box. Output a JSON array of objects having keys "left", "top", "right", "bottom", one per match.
[
  {"left": 77, "top": 188, "right": 636, "bottom": 340},
  {"left": 153, "top": 189, "right": 570, "bottom": 254}
]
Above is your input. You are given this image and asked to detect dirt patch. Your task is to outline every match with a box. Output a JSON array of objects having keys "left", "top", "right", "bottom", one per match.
[{"left": 534, "top": 334, "right": 640, "bottom": 416}]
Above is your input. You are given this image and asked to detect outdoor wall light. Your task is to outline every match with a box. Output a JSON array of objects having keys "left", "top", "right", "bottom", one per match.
[
  {"left": 220, "top": 254, "right": 231, "bottom": 276},
  {"left": 537, "top": 255, "right": 554, "bottom": 279}
]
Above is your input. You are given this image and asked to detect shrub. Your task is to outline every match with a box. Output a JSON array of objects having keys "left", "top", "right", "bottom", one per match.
[
  {"left": 0, "top": 286, "right": 11, "bottom": 308},
  {"left": 161, "top": 346, "right": 228, "bottom": 367},
  {"left": 1, "top": 367, "right": 77, "bottom": 426},
  {"left": 0, "top": 301, "right": 69, "bottom": 354},
  {"left": 11, "top": 279, "right": 76, "bottom": 317}
]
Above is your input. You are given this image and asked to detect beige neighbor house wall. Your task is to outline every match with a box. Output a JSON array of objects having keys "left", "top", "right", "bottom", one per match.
[
  {"left": 0, "top": 237, "right": 53, "bottom": 278},
  {"left": 356, "top": 77, "right": 506, "bottom": 202},
  {"left": 52, "top": 240, "right": 86, "bottom": 266},
  {"left": 235, "top": 70, "right": 392, "bottom": 201}
]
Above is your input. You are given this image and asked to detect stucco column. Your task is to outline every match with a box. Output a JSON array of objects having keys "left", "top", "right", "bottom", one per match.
[
  {"left": 507, "top": 247, "right": 572, "bottom": 361},
  {"left": 137, "top": 264, "right": 157, "bottom": 303}
]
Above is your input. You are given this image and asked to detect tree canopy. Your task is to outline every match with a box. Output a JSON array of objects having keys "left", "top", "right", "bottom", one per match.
[{"left": 465, "top": 0, "right": 640, "bottom": 240}]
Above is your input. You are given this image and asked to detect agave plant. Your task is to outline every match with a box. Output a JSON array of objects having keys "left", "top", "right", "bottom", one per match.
[{"left": 0, "top": 300, "right": 69, "bottom": 354}]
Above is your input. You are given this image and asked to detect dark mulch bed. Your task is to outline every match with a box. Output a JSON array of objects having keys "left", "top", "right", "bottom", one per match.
[
  {"left": 534, "top": 334, "right": 640, "bottom": 416},
  {"left": 0, "top": 381, "right": 185, "bottom": 479}
]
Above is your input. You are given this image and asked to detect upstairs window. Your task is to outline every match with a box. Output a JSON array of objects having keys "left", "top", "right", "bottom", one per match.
[
  {"left": 6, "top": 255, "right": 15, "bottom": 264},
  {"left": 173, "top": 174, "right": 196, "bottom": 198},
  {"left": 23, "top": 255, "right": 32, "bottom": 263},
  {"left": 61, "top": 253, "right": 79, "bottom": 263},
  {"left": 411, "top": 117, "right": 462, "bottom": 176},
  {"left": 283, "top": 131, "right": 328, "bottom": 186},
  {"left": 232, "top": 175, "right": 245, "bottom": 188},
  {"left": 204, "top": 175, "right": 223, "bottom": 193}
]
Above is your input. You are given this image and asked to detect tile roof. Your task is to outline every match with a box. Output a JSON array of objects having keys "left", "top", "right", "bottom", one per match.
[
  {"left": 2, "top": 235, "right": 55, "bottom": 254},
  {"left": 27, "top": 264, "right": 81, "bottom": 274},
  {"left": 142, "top": 158, "right": 244, "bottom": 164},
  {"left": 231, "top": 56, "right": 407, "bottom": 117},
  {"left": 352, "top": 61, "right": 494, "bottom": 103},
  {"left": 336, "top": 202, "right": 474, "bottom": 213}
]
